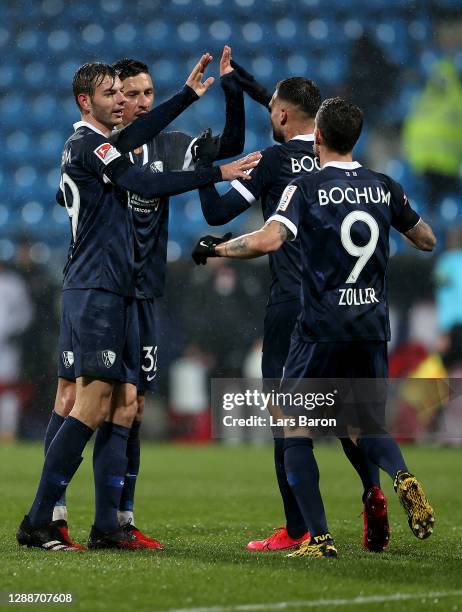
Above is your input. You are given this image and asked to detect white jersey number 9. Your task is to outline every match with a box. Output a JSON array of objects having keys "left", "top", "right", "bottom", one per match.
[
  {"left": 61, "top": 173, "right": 81, "bottom": 242},
  {"left": 340, "top": 210, "right": 379, "bottom": 284}
]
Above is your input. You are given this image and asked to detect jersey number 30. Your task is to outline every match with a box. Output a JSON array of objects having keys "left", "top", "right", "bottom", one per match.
[{"left": 340, "top": 210, "right": 379, "bottom": 284}]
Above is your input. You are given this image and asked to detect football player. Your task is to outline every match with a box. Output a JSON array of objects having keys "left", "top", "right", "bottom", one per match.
[
  {"left": 17, "top": 57, "right": 258, "bottom": 551},
  {"left": 43, "top": 47, "right": 247, "bottom": 549},
  {"left": 192, "top": 97, "right": 436, "bottom": 558},
  {"left": 194, "top": 65, "right": 391, "bottom": 553}
]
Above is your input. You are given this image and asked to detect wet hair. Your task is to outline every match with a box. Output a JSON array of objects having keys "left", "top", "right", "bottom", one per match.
[
  {"left": 113, "top": 58, "right": 150, "bottom": 81},
  {"left": 72, "top": 62, "right": 117, "bottom": 110},
  {"left": 275, "top": 77, "right": 321, "bottom": 118},
  {"left": 316, "top": 97, "right": 363, "bottom": 153}
]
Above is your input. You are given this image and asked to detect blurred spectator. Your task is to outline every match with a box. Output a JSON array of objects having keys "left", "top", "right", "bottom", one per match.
[
  {"left": 345, "top": 34, "right": 399, "bottom": 124},
  {"left": 169, "top": 344, "right": 211, "bottom": 442},
  {"left": 242, "top": 338, "right": 263, "bottom": 379},
  {"left": 402, "top": 58, "right": 462, "bottom": 207},
  {"left": 168, "top": 259, "right": 267, "bottom": 378},
  {"left": 14, "top": 238, "right": 60, "bottom": 435},
  {"left": 434, "top": 226, "right": 462, "bottom": 332},
  {"left": 0, "top": 262, "right": 34, "bottom": 441}
]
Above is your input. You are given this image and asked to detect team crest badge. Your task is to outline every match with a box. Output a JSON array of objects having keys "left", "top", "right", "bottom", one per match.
[
  {"left": 62, "top": 351, "right": 74, "bottom": 368},
  {"left": 150, "top": 161, "right": 163, "bottom": 173},
  {"left": 102, "top": 350, "right": 116, "bottom": 368}
]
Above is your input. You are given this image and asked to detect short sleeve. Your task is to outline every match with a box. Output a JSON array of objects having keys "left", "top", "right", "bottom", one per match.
[
  {"left": 265, "top": 179, "right": 303, "bottom": 240},
  {"left": 388, "top": 177, "right": 420, "bottom": 233},
  {"left": 229, "top": 146, "right": 280, "bottom": 205}
]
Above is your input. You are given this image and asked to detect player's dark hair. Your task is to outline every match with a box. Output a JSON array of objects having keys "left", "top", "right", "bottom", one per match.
[
  {"left": 275, "top": 77, "right": 321, "bottom": 118},
  {"left": 113, "top": 58, "right": 150, "bottom": 81},
  {"left": 72, "top": 62, "right": 117, "bottom": 110},
  {"left": 316, "top": 97, "right": 363, "bottom": 154}
]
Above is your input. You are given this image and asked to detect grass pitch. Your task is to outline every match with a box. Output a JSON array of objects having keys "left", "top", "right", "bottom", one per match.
[{"left": 1, "top": 442, "right": 461, "bottom": 612}]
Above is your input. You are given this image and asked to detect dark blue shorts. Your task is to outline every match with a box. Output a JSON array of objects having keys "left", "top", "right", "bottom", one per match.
[
  {"left": 137, "top": 298, "right": 158, "bottom": 394},
  {"left": 282, "top": 335, "right": 388, "bottom": 381},
  {"left": 58, "top": 289, "right": 139, "bottom": 385},
  {"left": 262, "top": 300, "right": 300, "bottom": 380},
  {"left": 280, "top": 334, "right": 388, "bottom": 429}
]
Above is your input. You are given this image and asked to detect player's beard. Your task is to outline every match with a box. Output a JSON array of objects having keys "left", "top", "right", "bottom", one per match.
[
  {"left": 93, "top": 104, "right": 123, "bottom": 130},
  {"left": 272, "top": 125, "right": 285, "bottom": 143}
]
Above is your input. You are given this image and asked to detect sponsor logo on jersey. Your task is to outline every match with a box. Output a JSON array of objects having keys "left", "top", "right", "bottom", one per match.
[
  {"left": 150, "top": 160, "right": 164, "bottom": 173},
  {"left": 62, "top": 351, "right": 74, "bottom": 368},
  {"left": 277, "top": 185, "right": 298, "bottom": 211},
  {"left": 102, "top": 349, "right": 116, "bottom": 368},
  {"left": 94, "top": 143, "right": 121, "bottom": 165},
  {"left": 128, "top": 192, "right": 161, "bottom": 212}
]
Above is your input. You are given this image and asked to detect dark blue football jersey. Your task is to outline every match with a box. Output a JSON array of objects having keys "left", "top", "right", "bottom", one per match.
[
  {"left": 60, "top": 121, "right": 135, "bottom": 296},
  {"left": 126, "top": 131, "right": 195, "bottom": 299},
  {"left": 268, "top": 161, "right": 420, "bottom": 342},
  {"left": 230, "top": 135, "right": 320, "bottom": 305}
]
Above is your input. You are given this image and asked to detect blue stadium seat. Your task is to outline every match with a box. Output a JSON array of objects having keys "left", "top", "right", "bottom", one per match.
[{"left": 1, "top": 0, "right": 454, "bottom": 251}]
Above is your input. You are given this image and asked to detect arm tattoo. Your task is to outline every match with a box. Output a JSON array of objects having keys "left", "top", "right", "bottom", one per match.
[
  {"left": 224, "top": 237, "right": 251, "bottom": 257},
  {"left": 278, "top": 223, "right": 291, "bottom": 242}
]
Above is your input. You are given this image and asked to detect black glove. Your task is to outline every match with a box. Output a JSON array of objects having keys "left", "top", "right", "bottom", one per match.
[
  {"left": 192, "top": 128, "right": 221, "bottom": 167},
  {"left": 191, "top": 232, "right": 232, "bottom": 265},
  {"left": 230, "top": 60, "right": 272, "bottom": 108}
]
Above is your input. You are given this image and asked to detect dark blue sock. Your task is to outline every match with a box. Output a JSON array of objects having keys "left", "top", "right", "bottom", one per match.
[
  {"left": 29, "top": 416, "right": 93, "bottom": 527},
  {"left": 119, "top": 420, "right": 141, "bottom": 515},
  {"left": 93, "top": 422, "right": 130, "bottom": 533},
  {"left": 44, "top": 411, "right": 67, "bottom": 509},
  {"left": 273, "top": 436, "right": 306, "bottom": 538},
  {"left": 357, "top": 435, "right": 408, "bottom": 480},
  {"left": 284, "top": 438, "right": 329, "bottom": 538},
  {"left": 44, "top": 411, "right": 65, "bottom": 454},
  {"left": 339, "top": 437, "right": 380, "bottom": 497}
]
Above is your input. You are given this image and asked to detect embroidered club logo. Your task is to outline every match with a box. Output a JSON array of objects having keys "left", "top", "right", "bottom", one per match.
[
  {"left": 102, "top": 350, "right": 116, "bottom": 368},
  {"left": 150, "top": 160, "right": 164, "bottom": 173},
  {"left": 62, "top": 351, "right": 74, "bottom": 368}
]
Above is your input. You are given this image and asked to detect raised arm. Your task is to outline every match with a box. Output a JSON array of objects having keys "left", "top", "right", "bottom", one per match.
[
  {"left": 113, "top": 54, "right": 214, "bottom": 153},
  {"left": 109, "top": 152, "right": 261, "bottom": 200},
  {"left": 230, "top": 58, "right": 272, "bottom": 108},
  {"left": 200, "top": 184, "right": 251, "bottom": 225},
  {"left": 215, "top": 46, "right": 245, "bottom": 159}
]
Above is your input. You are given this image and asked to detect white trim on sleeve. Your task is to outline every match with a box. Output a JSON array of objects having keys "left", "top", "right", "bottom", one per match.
[
  {"left": 230, "top": 179, "right": 256, "bottom": 204},
  {"left": 182, "top": 137, "right": 198, "bottom": 169},
  {"left": 266, "top": 214, "right": 298, "bottom": 241}
]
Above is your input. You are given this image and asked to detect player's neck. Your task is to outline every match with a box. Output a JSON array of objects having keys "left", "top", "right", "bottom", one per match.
[
  {"left": 319, "top": 149, "right": 353, "bottom": 168},
  {"left": 81, "top": 114, "right": 113, "bottom": 137},
  {"left": 284, "top": 123, "right": 315, "bottom": 142}
]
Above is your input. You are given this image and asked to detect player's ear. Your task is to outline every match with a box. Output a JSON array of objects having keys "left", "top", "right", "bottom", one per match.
[
  {"left": 78, "top": 93, "right": 91, "bottom": 113},
  {"left": 315, "top": 128, "right": 322, "bottom": 146},
  {"left": 281, "top": 109, "right": 288, "bottom": 126}
]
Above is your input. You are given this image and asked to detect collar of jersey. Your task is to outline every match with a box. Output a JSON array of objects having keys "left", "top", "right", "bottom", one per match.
[
  {"left": 289, "top": 134, "right": 314, "bottom": 142},
  {"left": 73, "top": 120, "right": 108, "bottom": 137},
  {"left": 322, "top": 161, "right": 362, "bottom": 170}
]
